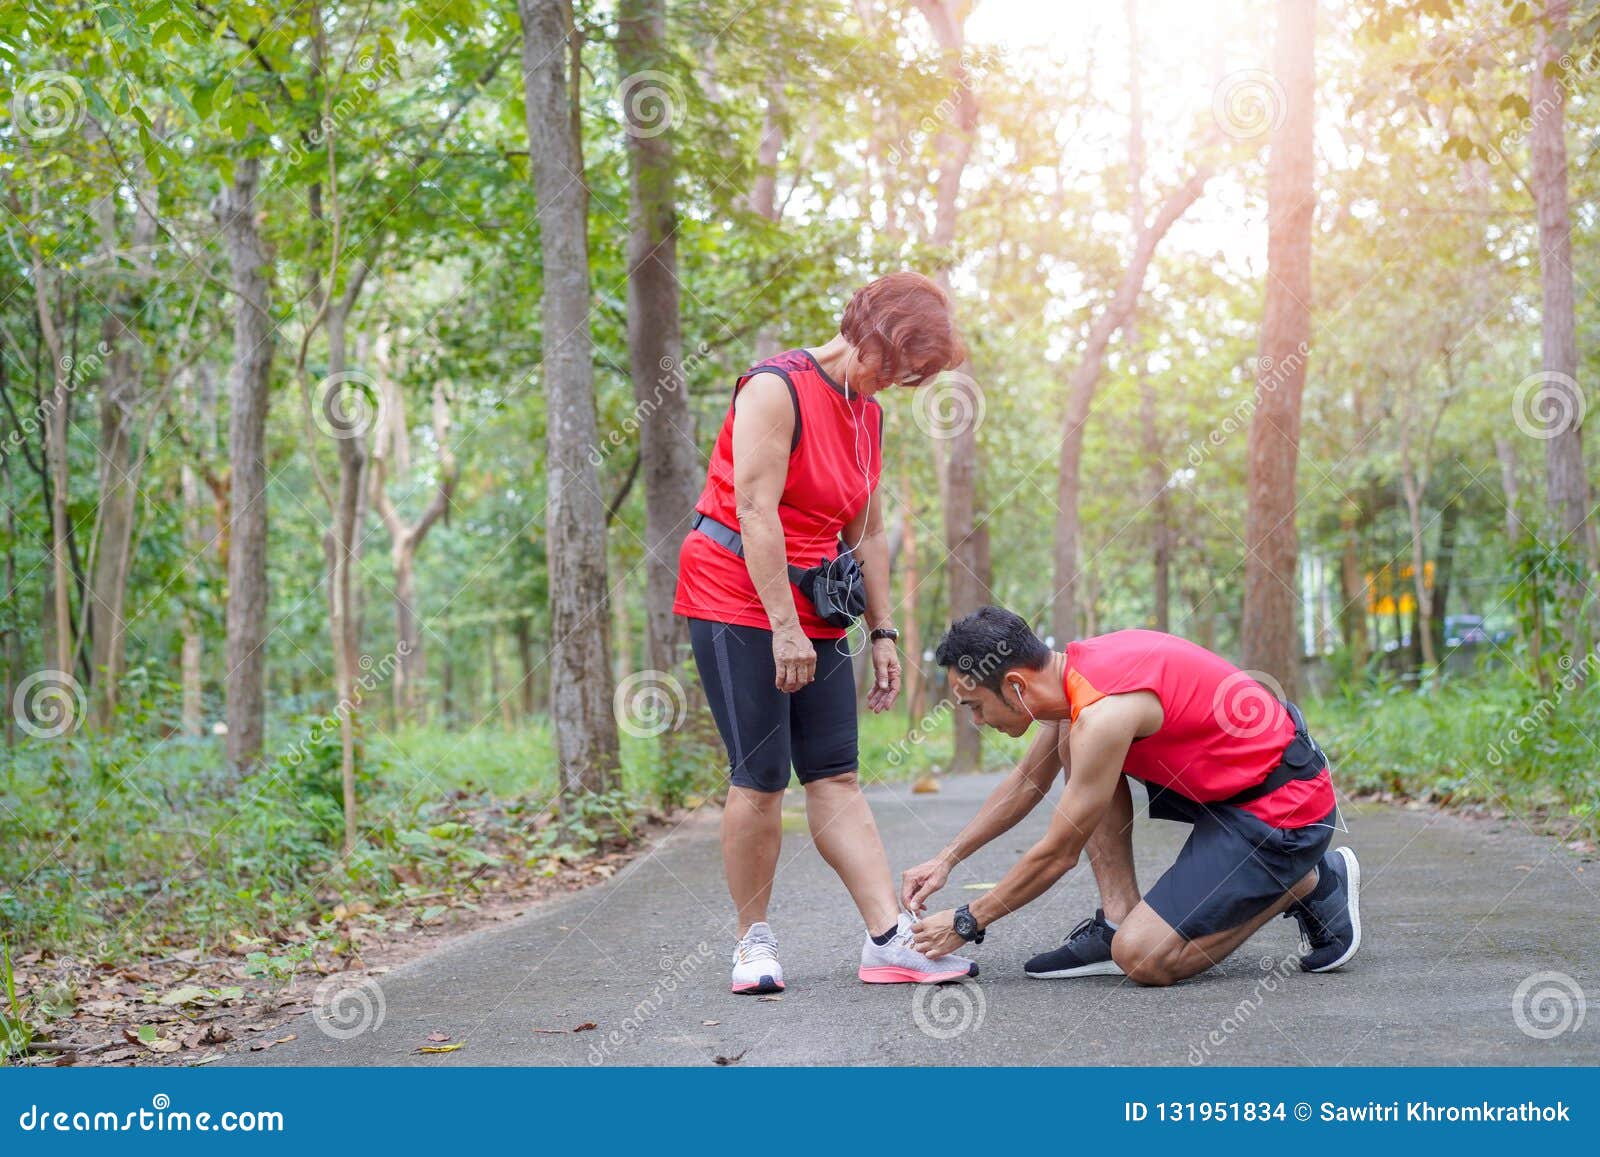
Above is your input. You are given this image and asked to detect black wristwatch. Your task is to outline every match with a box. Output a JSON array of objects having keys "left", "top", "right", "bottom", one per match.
[
  {"left": 870, "top": 627, "right": 900, "bottom": 643},
  {"left": 953, "top": 903, "right": 985, "bottom": 944}
]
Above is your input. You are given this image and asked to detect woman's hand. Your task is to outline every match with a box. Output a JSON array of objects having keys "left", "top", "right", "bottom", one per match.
[
  {"left": 866, "top": 636, "right": 901, "bottom": 713},
  {"left": 772, "top": 624, "right": 817, "bottom": 693}
]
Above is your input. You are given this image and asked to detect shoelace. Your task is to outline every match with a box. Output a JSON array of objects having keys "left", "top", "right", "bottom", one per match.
[
  {"left": 738, "top": 935, "right": 779, "bottom": 965},
  {"left": 1284, "top": 904, "right": 1330, "bottom": 953},
  {"left": 1062, "top": 915, "right": 1098, "bottom": 945}
]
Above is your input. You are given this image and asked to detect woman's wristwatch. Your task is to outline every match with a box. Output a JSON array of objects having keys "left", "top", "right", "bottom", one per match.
[{"left": 870, "top": 627, "right": 900, "bottom": 643}]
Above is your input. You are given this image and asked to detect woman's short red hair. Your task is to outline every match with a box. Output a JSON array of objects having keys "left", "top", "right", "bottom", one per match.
[{"left": 839, "top": 272, "right": 966, "bottom": 383}]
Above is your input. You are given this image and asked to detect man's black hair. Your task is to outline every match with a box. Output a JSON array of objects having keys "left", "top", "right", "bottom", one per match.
[{"left": 934, "top": 605, "right": 1052, "bottom": 693}]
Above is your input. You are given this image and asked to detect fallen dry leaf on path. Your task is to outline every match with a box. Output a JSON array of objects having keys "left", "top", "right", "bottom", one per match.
[
  {"left": 714, "top": 1050, "right": 747, "bottom": 1066},
  {"left": 426, "top": 1032, "right": 451, "bottom": 1043},
  {"left": 757, "top": 995, "right": 781, "bottom": 1003},
  {"left": 702, "top": 1020, "right": 720, "bottom": 1026},
  {"left": 415, "top": 1041, "right": 466, "bottom": 1054}
]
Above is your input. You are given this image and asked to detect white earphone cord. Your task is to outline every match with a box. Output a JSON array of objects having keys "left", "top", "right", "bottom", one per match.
[{"left": 838, "top": 368, "right": 873, "bottom": 659}]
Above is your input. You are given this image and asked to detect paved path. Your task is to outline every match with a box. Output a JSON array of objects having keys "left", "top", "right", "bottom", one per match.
[{"left": 228, "top": 772, "right": 1598, "bottom": 1066}]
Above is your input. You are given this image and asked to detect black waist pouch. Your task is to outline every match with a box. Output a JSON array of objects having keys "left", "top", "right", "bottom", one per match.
[{"left": 787, "top": 547, "right": 866, "bottom": 629}]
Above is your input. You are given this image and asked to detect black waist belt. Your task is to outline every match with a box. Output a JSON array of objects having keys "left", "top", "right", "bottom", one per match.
[
  {"left": 1216, "top": 699, "right": 1328, "bottom": 807},
  {"left": 691, "top": 511, "right": 813, "bottom": 586}
]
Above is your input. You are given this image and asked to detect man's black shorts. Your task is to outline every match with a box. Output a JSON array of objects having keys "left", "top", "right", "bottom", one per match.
[
  {"left": 688, "top": 619, "right": 858, "bottom": 793},
  {"left": 1140, "top": 782, "right": 1335, "bottom": 941}
]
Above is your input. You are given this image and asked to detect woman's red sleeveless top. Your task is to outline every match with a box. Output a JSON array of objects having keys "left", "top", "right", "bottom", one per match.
[{"left": 673, "top": 349, "right": 882, "bottom": 639}]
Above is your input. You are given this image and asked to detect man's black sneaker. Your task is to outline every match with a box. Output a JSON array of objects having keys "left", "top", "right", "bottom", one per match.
[
  {"left": 1287, "top": 845, "right": 1362, "bottom": 972},
  {"left": 1024, "top": 909, "right": 1123, "bottom": 978}
]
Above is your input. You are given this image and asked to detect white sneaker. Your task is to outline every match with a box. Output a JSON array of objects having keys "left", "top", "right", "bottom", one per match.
[
  {"left": 858, "top": 912, "right": 979, "bottom": 984},
  {"left": 731, "top": 922, "right": 785, "bottom": 995}
]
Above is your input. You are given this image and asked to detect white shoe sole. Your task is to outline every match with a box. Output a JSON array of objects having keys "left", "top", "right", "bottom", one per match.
[
  {"left": 1306, "top": 845, "right": 1362, "bottom": 973},
  {"left": 1025, "top": 960, "right": 1124, "bottom": 979}
]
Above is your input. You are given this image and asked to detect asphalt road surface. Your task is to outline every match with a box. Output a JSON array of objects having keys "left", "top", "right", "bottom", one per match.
[{"left": 226, "top": 771, "right": 1598, "bottom": 1066}]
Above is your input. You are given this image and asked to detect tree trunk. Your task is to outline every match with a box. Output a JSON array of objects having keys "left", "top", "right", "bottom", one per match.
[
  {"left": 1051, "top": 172, "right": 1209, "bottom": 644},
  {"left": 2, "top": 460, "right": 16, "bottom": 748},
  {"left": 1494, "top": 434, "right": 1524, "bottom": 546},
  {"left": 1125, "top": 3, "right": 1170, "bottom": 634},
  {"left": 913, "top": 0, "right": 985, "bottom": 773},
  {"left": 900, "top": 470, "right": 928, "bottom": 721},
  {"left": 1530, "top": 0, "right": 1592, "bottom": 655},
  {"left": 1338, "top": 497, "right": 1368, "bottom": 671},
  {"left": 1399, "top": 462, "right": 1437, "bottom": 672},
  {"left": 213, "top": 157, "right": 274, "bottom": 771},
  {"left": 27, "top": 229, "right": 75, "bottom": 681},
  {"left": 1241, "top": 0, "right": 1315, "bottom": 698},
  {"left": 617, "top": 0, "right": 700, "bottom": 682},
  {"left": 1430, "top": 493, "right": 1458, "bottom": 659},
  {"left": 518, "top": 0, "right": 621, "bottom": 797},
  {"left": 515, "top": 614, "right": 536, "bottom": 719},
  {"left": 373, "top": 370, "right": 458, "bottom": 727}
]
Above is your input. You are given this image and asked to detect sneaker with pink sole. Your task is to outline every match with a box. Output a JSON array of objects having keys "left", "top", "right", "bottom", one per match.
[{"left": 858, "top": 912, "right": 978, "bottom": 984}]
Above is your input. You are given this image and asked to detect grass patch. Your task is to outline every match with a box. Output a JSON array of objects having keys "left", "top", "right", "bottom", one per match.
[{"left": 1313, "top": 675, "right": 1600, "bottom": 840}]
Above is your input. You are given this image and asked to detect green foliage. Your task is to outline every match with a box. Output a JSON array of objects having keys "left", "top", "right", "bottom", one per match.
[{"left": 1316, "top": 675, "right": 1600, "bottom": 838}]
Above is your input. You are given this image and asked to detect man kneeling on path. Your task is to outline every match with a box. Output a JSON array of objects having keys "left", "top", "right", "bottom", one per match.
[{"left": 902, "top": 606, "right": 1361, "bottom": 986}]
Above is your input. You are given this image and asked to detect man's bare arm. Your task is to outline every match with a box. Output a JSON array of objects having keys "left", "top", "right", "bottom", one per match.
[
  {"left": 901, "top": 722, "right": 1063, "bottom": 911},
  {"left": 966, "top": 700, "right": 1142, "bottom": 926}
]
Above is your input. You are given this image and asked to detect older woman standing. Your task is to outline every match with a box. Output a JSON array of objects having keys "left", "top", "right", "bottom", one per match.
[{"left": 675, "top": 272, "right": 976, "bottom": 994}]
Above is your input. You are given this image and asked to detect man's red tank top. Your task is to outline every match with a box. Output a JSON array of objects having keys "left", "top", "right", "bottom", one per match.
[
  {"left": 674, "top": 349, "right": 882, "bottom": 639},
  {"left": 1063, "top": 629, "right": 1335, "bottom": 829}
]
